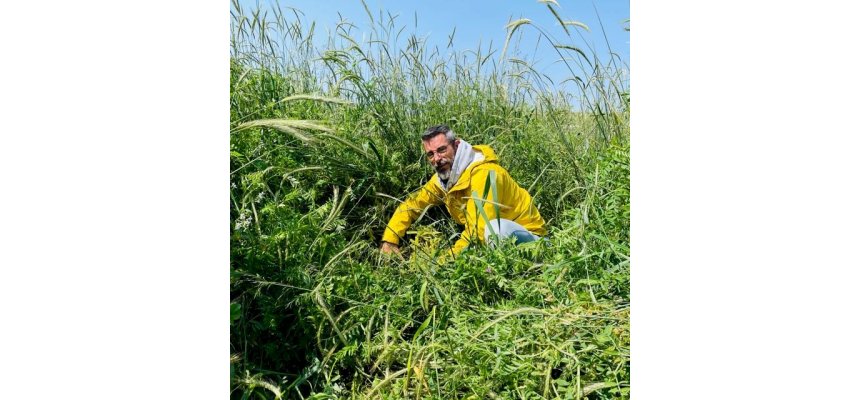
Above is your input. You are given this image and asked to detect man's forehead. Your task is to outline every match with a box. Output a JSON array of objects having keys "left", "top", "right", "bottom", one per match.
[{"left": 422, "top": 134, "right": 449, "bottom": 149}]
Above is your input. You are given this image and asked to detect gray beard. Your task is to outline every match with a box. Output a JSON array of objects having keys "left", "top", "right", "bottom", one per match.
[{"left": 435, "top": 159, "right": 452, "bottom": 181}]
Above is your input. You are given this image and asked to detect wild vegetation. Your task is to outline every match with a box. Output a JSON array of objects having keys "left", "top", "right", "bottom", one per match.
[{"left": 230, "top": 0, "right": 629, "bottom": 398}]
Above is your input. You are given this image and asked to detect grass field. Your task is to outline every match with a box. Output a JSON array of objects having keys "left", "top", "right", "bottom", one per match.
[{"left": 230, "top": 1, "right": 629, "bottom": 398}]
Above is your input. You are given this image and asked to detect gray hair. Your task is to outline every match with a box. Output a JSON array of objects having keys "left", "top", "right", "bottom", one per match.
[{"left": 421, "top": 124, "right": 456, "bottom": 142}]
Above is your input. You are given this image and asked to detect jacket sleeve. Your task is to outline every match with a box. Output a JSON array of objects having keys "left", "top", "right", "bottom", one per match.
[
  {"left": 450, "top": 167, "right": 508, "bottom": 255},
  {"left": 381, "top": 178, "right": 445, "bottom": 245}
]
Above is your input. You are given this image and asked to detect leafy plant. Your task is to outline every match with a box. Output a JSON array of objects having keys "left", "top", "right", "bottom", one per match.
[{"left": 230, "top": 0, "right": 629, "bottom": 398}]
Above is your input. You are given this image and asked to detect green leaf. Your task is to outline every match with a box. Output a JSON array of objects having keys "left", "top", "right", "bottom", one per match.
[
  {"left": 276, "top": 94, "right": 351, "bottom": 105},
  {"left": 230, "top": 303, "right": 242, "bottom": 325},
  {"left": 413, "top": 306, "right": 435, "bottom": 341},
  {"left": 472, "top": 190, "right": 495, "bottom": 235}
]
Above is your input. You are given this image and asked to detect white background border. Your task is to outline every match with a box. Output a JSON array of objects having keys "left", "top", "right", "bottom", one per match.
[{"left": 1, "top": 1, "right": 858, "bottom": 398}]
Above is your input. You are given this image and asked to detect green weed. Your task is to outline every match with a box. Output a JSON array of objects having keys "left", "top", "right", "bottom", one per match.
[{"left": 230, "top": 1, "right": 629, "bottom": 398}]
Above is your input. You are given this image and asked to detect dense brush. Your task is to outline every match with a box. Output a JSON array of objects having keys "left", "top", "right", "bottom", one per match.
[{"left": 230, "top": 0, "right": 629, "bottom": 398}]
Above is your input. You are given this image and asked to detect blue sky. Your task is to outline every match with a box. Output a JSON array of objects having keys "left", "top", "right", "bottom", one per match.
[{"left": 235, "top": 0, "right": 629, "bottom": 89}]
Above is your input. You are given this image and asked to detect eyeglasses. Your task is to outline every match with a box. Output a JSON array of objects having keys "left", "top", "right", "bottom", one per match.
[{"left": 425, "top": 144, "right": 450, "bottom": 159}]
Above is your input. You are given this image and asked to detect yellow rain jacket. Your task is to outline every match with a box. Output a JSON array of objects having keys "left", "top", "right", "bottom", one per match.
[{"left": 382, "top": 145, "right": 546, "bottom": 256}]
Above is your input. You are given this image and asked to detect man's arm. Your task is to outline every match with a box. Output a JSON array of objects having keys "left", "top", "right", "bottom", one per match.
[{"left": 381, "top": 178, "right": 445, "bottom": 249}]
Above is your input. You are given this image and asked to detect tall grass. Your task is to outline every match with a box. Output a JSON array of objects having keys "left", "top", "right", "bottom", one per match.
[{"left": 230, "top": 0, "right": 629, "bottom": 398}]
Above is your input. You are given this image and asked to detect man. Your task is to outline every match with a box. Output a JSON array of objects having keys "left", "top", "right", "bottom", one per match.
[{"left": 380, "top": 124, "right": 546, "bottom": 257}]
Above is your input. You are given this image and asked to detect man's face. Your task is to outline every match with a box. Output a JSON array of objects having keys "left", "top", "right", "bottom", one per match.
[{"left": 423, "top": 134, "right": 459, "bottom": 180}]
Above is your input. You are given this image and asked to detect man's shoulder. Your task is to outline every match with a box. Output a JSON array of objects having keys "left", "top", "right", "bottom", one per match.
[
  {"left": 422, "top": 174, "right": 445, "bottom": 191},
  {"left": 471, "top": 159, "right": 506, "bottom": 173},
  {"left": 472, "top": 145, "right": 498, "bottom": 161},
  {"left": 467, "top": 162, "right": 512, "bottom": 187}
]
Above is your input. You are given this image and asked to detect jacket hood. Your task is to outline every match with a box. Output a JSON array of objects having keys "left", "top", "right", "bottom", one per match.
[{"left": 435, "top": 143, "right": 498, "bottom": 192}]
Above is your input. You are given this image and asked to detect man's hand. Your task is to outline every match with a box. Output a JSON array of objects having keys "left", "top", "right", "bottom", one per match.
[{"left": 380, "top": 241, "right": 401, "bottom": 255}]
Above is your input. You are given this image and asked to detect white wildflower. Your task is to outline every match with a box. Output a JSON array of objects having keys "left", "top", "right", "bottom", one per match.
[{"left": 234, "top": 211, "right": 252, "bottom": 231}]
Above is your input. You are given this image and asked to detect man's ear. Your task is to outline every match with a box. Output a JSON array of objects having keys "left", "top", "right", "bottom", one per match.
[{"left": 453, "top": 139, "right": 460, "bottom": 149}]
